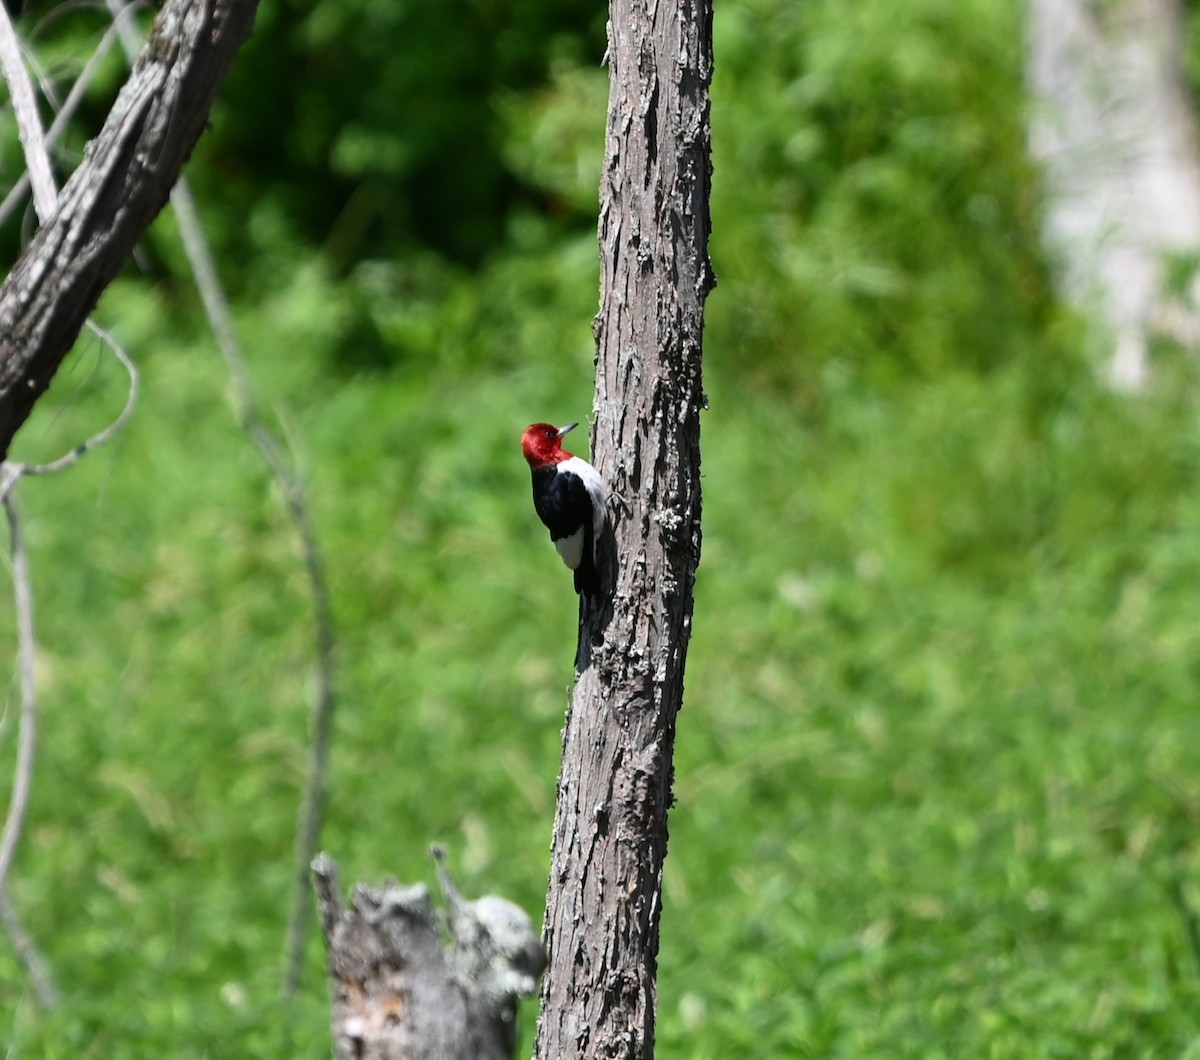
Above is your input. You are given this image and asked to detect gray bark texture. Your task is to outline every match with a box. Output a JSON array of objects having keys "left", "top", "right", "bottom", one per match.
[
  {"left": 1026, "top": 0, "right": 1200, "bottom": 388},
  {"left": 532, "top": 0, "right": 714, "bottom": 1055},
  {"left": 312, "top": 852, "right": 546, "bottom": 1060},
  {"left": 0, "top": 0, "right": 262, "bottom": 457}
]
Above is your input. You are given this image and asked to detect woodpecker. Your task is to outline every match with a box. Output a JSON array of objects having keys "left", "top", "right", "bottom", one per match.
[{"left": 521, "top": 421, "right": 606, "bottom": 596}]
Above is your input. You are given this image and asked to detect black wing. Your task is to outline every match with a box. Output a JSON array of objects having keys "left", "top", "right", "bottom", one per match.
[
  {"left": 531, "top": 465, "right": 590, "bottom": 541},
  {"left": 531, "top": 466, "right": 599, "bottom": 596}
]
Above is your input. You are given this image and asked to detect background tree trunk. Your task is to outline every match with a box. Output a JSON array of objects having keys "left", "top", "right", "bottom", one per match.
[
  {"left": 313, "top": 853, "right": 545, "bottom": 1060},
  {"left": 0, "top": 0, "right": 261, "bottom": 456},
  {"left": 1026, "top": 0, "right": 1200, "bottom": 388},
  {"left": 532, "top": 0, "right": 714, "bottom": 1056}
]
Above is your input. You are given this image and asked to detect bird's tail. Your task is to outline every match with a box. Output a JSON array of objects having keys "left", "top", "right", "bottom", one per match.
[{"left": 574, "top": 555, "right": 600, "bottom": 597}]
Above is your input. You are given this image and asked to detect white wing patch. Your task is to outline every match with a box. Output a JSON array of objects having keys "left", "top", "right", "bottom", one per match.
[
  {"left": 555, "top": 528, "right": 585, "bottom": 569},
  {"left": 555, "top": 456, "right": 606, "bottom": 571}
]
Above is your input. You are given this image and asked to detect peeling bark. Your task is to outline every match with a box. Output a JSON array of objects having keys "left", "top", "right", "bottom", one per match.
[
  {"left": 533, "top": 0, "right": 714, "bottom": 1056},
  {"left": 0, "top": 0, "right": 261, "bottom": 456}
]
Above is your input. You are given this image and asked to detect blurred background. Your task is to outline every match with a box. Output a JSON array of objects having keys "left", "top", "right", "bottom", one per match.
[{"left": 1, "top": 0, "right": 1200, "bottom": 1054}]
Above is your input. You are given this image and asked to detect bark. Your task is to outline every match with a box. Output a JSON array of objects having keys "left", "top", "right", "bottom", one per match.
[
  {"left": 532, "top": 0, "right": 714, "bottom": 1056},
  {"left": 1026, "top": 0, "right": 1200, "bottom": 388},
  {"left": 0, "top": 0, "right": 261, "bottom": 457},
  {"left": 313, "top": 852, "right": 546, "bottom": 1060}
]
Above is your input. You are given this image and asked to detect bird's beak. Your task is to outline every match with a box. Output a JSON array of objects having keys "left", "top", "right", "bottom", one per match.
[{"left": 556, "top": 422, "right": 579, "bottom": 438}]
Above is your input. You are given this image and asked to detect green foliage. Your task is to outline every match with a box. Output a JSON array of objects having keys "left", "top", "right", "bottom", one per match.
[
  {"left": 710, "top": 0, "right": 1057, "bottom": 396},
  {"left": 195, "top": 0, "right": 605, "bottom": 268},
  {"left": 3, "top": 0, "right": 1200, "bottom": 1056}
]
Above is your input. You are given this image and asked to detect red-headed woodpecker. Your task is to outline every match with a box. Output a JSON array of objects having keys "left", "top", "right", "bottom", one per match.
[{"left": 521, "top": 421, "right": 606, "bottom": 596}]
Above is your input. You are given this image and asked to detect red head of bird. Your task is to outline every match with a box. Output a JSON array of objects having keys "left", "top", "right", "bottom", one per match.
[{"left": 521, "top": 422, "right": 578, "bottom": 469}]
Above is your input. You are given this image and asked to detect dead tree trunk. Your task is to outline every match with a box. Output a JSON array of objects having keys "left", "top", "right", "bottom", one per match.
[
  {"left": 0, "top": 0, "right": 261, "bottom": 456},
  {"left": 532, "top": 0, "right": 714, "bottom": 1056},
  {"left": 313, "top": 852, "right": 545, "bottom": 1060},
  {"left": 1026, "top": 0, "right": 1200, "bottom": 388}
]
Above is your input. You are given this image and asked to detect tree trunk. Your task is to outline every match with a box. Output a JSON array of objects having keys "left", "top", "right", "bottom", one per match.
[
  {"left": 0, "top": 0, "right": 261, "bottom": 457},
  {"left": 1026, "top": 0, "right": 1200, "bottom": 388},
  {"left": 532, "top": 0, "right": 714, "bottom": 1056}
]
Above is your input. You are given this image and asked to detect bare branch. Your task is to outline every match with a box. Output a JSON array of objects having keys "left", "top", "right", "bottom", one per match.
[
  {"left": 0, "top": 1, "right": 56, "bottom": 222},
  {"left": 23, "top": 323, "right": 139, "bottom": 477},
  {"left": 279, "top": 483, "right": 338, "bottom": 999},
  {"left": 0, "top": 15, "right": 60, "bottom": 1000},
  {"left": 176, "top": 176, "right": 337, "bottom": 1001},
  {"left": 0, "top": 12, "right": 134, "bottom": 231},
  {"left": 0, "top": 495, "right": 38, "bottom": 895},
  {"left": 102, "top": 0, "right": 338, "bottom": 997},
  {"left": 0, "top": 0, "right": 263, "bottom": 458},
  {"left": 0, "top": 489, "right": 58, "bottom": 1007},
  {"left": 0, "top": 0, "right": 58, "bottom": 222},
  {"left": 0, "top": 0, "right": 256, "bottom": 1008},
  {"left": 0, "top": 888, "right": 58, "bottom": 1008},
  {"left": 0, "top": 16, "right": 140, "bottom": 909},
  {"left": 173, "top": 176, "right": 338, "bottom": 1000},
  {"left": 0, "top": 1, "right": 141, "bottom": 472},
  {"left": 0, "top": 463, "right": 21, "bottom": 510}
]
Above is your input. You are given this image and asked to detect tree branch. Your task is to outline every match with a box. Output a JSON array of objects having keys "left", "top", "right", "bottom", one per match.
[
  {"left": 100, "top": 0, "right": 338, "bottom": 998},
  {"left": 169, "top": 175, "right": 338, "bottom": 1000},
  {"left": 0, "top": 494, "right": 37, "bottom": 895},
  {"left": 0, "top": 0, "right": 262, "bottom": 458},
  {"left": 0, "top": 7, "right": 139, "bottom": 231},
  {"left": 0, "top": 4, "right": 148, "bottom": 1009},
  {"left": 0, "top": 887, "right": 58, "bottom": 1008},
  {"left": 0, "top": 1, "right": 57, "bottom": 222},
  {"left": 23, "top": 323, "right": 139, "bottom": 477}
]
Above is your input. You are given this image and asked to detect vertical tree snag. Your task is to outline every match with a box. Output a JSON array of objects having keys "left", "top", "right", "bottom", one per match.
[
  {"left": 1026, "top": 0, "right": 1200, "bottom": 389},
  {"left": 533, "top": 0, "right": 713, "bottom": 1056},
  {"left": 0, "top": 0, "right": 261, "bottom": 457}
]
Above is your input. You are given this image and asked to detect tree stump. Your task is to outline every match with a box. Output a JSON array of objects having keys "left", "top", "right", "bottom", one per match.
[{"left": 312, "top": 851, "right": 546, "bottom": 1060}]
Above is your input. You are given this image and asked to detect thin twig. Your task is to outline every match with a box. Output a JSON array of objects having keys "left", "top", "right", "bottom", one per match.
[
  {"left": 0, "top": 496, "right": 36, "bottom": 896},
  {"left": 0, "top": 888, "right": 59, "bottom": 1008},
  {"left": 0, "top": 463, "right": 22, "bottom": 512},
  {"left": 175, "top": 175, "right": 338, "bottom": 1003},
  {"left": 104, "top": 0, "right": 340, "bottom": 997},
  {"left": 0, "top": 6, "right": 141, "bottom": 477},
  {"left": 21, "top": 34, "right": 67, "bottom": 114},
  {"left": 25, "top": 323, "right": 139, "bottom": 476},
  {"left": 30, "top": 0, "right": 124, "bottom": 35},
  {"left": 0, "top": 1, "right": 57, "bottom": 222},
  {"left": 0, "top": 13, "right": 130, "bottom": 230},
  {"left": 0, "top": 494, "right": 56, "bottom": 1007}
]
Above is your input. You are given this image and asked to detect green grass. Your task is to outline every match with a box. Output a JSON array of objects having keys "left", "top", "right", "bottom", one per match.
[
  {"left": 654, "top": 359, "right": 1200, "bottom": 1055},
  {"left": 1, "top": 267, "right": 1199, "bottom": 1056}
]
